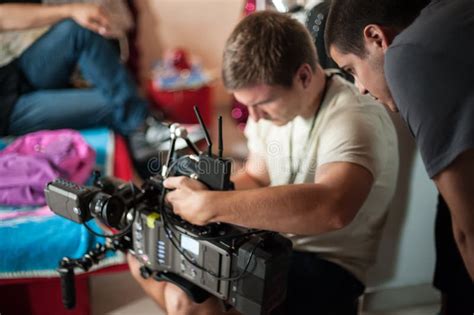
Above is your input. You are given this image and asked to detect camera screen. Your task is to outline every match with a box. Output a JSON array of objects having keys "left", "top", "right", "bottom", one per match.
[{"left": 180, "top": 234, "right": 200, "bottom": 256}]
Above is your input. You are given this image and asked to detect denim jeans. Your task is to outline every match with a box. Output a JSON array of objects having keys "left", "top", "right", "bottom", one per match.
[{"left": 8, "top": 19, "right": 148, "bottom": 136}]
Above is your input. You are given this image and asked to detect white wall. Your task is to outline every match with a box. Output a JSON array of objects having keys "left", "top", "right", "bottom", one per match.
[
  {"left": 364, "top": 114, "right": 439, "bottom": 309},
  {"left": 134, "top": 0, "right": 245, "bottom": 108}
]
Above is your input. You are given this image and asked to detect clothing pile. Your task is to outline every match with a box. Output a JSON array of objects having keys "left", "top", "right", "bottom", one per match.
[
  {"left": 0, "top": 129, "right": 95, "bottom": 206},
  {"left": 0, "top": 128, "right": 122, "bottom": 277}
]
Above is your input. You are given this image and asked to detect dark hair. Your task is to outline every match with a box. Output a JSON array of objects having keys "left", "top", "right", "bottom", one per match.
[
  {"left": 222, "top": 11, "right": 317, "bottom": 90},
  {"left": 325, "top": 0, "right": 431, "bottom": 57}
]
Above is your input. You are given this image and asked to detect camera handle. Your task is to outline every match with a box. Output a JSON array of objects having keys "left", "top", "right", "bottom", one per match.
[
  {"left": 152, "top": 271, "right": 211, "bottom": 303},
  {"left": 138, "top": 264, "right": 211, "bottom": 304},
  {"left": 57, "top": 239, "right": 123, "bottom": 309}
]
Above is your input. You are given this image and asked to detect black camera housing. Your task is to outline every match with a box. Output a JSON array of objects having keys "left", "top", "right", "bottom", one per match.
[
  {"left": 45, "top": 116, "right": 292, "bottom": 315},
  {"left": 46, "top": 169, "right": 291, "bottom": 315}
]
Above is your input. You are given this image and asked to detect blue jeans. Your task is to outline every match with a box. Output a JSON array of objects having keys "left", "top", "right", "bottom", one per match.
[{"left": 8, "top": 19, "right": 148, "bottom": 136}]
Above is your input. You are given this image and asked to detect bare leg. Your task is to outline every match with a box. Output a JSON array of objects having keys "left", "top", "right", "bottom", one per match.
[
  {"left": 128, "top": 253, "right": 167, "bottom": 309},
  {"left": 127, "top": 253, "right": 241, "bottom": 315},
  {"left": 163, "top": 282, "right": 226, "bottom": 315}
]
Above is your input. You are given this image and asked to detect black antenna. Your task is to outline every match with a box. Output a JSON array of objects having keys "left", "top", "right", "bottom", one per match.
[
  {"left": 164, "top": 136, "right": 177, "bottom": 172},
  {"left": 184, "top": 137, "right": 200, "bottom": 155},
  {"left": 218, "top": 116, "right": 223, "bottom": 159},
  {"left": 194, "top": 105, "right": 212, "bottom": 156}
]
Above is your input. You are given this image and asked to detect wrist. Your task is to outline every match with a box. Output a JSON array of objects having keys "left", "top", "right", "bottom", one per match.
[
  {"left": 61, "top": 3, "right": 76, "bottom": 19},
  {"left": 204, "top": 191, "right": 221, "bottom": 224}
]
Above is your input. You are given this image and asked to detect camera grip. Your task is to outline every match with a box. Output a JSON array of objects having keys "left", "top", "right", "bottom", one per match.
[
  {"left": 58, "top": 267, "right": 76, "bottom": 309},
  {"left": 154, "top": 272, "right": 211, "bottom": 304}
]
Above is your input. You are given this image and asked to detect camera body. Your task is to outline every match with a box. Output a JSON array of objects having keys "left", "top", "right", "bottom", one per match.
[
  {"left": 134, "top": 204, "right": 291, "bottom": 314},
  {"left": 45, "top": 152, "right": 292, "bottom": 315}
]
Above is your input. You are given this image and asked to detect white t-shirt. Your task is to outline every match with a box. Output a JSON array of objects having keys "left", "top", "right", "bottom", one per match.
[
  {"left": 0, "top": 27, "right": 50, "bottom": 67},
  {"left": 244, "top": 73, "right": 399, "bottom": 283}
]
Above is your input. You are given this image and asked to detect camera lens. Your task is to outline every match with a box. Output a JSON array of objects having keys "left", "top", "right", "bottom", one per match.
[{"left": 90, "top": 193, "right": 126, "bottom": 228}]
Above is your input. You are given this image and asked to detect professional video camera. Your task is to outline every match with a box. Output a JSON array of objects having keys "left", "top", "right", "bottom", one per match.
[{"left": 44, "top": 107, "right": 292, "bottom": 315}]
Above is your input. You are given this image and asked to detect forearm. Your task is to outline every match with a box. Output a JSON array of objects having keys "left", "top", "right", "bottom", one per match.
[
  {"left": 441, "top": 194, "right": 474, "bottom": 281},
  {"left": 452, "top": 219, "right": 474, "bottom": 280},
  {"left": 207, "top": 184, "right": 349, "bottom": 235},
  {"left": 0, "top": 4, "right": 71, "bottom": 31},
  {"left": 231, "top": 170, "right": 266, "bottom": 190},
  {"left": 444, "top": 186, "right": 474, "bottom": 280},
  {"left": 435, "top": 149, "right": 474, "bottom": 280},
  {"left": 167, "top": 163, "right": 370, "bottom": 235}
]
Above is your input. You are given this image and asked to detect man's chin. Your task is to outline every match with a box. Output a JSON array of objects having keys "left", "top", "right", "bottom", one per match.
[
  {"left": 378, "top": 99, "right": 399, "bottom": 113},
  {"left": 386, "top": 101, "right": 399, "bottom": 113},
  {"left": 271, "top": 120, "right": 290, "bottom": 127}
]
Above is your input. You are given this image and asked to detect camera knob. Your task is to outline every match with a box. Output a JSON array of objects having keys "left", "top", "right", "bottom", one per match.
[
  {"left": 199, "top": 223, "right": 219, "bottom": 237},
  {"left": 169, "top": 123, "right": 181, "bottom": 139},
  {"left": 175, "top": 127, "right": 188, "bottom": 138},
  {"left": 139, "top": 266, "right": 153, "bottom": 279}
]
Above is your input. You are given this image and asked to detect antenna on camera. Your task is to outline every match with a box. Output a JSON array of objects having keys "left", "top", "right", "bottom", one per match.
[
  {"left": 218, "top": 115, "right": 223, "bottom": 159},
  {"left": 162, "top": 123, "right": 178, "bottom": 177},
  {"left": 194, "top": 105, "right": 212, "bottom": 156}
]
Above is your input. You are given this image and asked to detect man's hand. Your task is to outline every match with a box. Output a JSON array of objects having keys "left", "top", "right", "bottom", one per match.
[
  {"left": 67, "top": 3, "right": 111, "bottom": 36},
  {"left": 164, "top": 176, "right": 214, "bottom": 226}
]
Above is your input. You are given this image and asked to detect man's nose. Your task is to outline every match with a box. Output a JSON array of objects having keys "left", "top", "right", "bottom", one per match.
[
  {"left": 355, "top": 78, "right": 369, "bottom": 95},
  {"left": 248, "top": 106, "right": 261, "bottom": 122}
]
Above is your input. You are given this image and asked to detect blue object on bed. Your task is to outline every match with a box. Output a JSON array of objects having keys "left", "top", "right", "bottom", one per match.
[
  {"left": 0, "top": 128, "right": 122, "bottom": 278},
  {"left": 0, "top": 208, "right": 105, "bottom": 276}
]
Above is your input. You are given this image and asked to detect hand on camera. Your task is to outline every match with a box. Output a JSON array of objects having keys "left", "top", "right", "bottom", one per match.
[{"left": 164, "top": 176, "right": 214, "bottom": 226}]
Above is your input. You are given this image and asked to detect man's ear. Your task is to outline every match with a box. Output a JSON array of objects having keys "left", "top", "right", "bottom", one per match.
[
  {"left": 296, "top": 64, "right": 313, "bottom": 89},
  {"left": 362, "top": 24, "right": 394, "bottom": 53}
]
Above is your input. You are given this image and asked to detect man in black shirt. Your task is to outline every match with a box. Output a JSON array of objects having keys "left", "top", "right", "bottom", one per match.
[{"left": 325, "top": 0, "right": 474, "bottom": 313}]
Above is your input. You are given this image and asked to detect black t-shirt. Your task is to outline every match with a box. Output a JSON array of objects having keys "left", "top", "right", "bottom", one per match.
[
  {"left": 0, "top": 0, "right": 41, "bottom": 136},
  {"left": 385, "top": 0, "right": 474, "bottom": 178},
  {"left": 0, "top": 62, "right": 26, "bottom": 136}
]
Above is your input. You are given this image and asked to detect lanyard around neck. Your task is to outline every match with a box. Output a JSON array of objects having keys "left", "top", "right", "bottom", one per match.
[{"left": 288, "top": 74, "right": 332, "bottom": 184}]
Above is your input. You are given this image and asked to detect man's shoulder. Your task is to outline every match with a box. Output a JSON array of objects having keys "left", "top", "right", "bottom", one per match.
[
  {"left": 325, "top": 75, "right": 386, "bottom": 118},
  {"left": 388, "top": 0, "right": 474, "bottom": 57}
]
